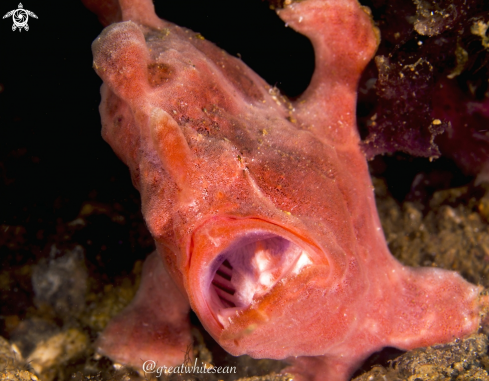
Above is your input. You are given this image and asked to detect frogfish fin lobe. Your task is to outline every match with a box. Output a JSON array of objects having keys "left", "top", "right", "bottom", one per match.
[
  {"left": 82, "top": 0, "right": 162, "bottom": 28},
  {"left": 81, "top": 0, "right": 121, "bottom": 26},
  {"left": 95, "top": 252, "right": 192, "bottom": 368},
  {"left": 117, "top": 0, "right": 163, "bottom": 28},
  {"left": 92, "top": 21, "right": 150, "bottom": 104},
  {"left": 277, "top": 0, "right": 379, "bottom": 146}
]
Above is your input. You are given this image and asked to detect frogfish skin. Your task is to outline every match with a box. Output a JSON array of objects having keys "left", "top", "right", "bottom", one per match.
[{"left": 85, "top": 0, "right": 486, "bottom": 379}]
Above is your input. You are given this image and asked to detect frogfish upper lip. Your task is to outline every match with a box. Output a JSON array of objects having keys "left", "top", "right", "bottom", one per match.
[{"left": 187, "top": 217, "right": 325, "bottom": 337}]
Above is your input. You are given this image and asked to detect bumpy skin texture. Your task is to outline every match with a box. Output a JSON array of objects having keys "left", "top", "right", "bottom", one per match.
[{"left": 89, "top": 0, "right": 483, "bottom": 380}]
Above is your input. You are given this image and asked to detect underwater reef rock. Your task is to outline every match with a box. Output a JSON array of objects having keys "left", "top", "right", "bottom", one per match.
[
  {"left": 373, "top": 177, "right": 489, "bottom": 287},
  {"left": 353, "top": 334, "right": 489, "bottom": 381},
  {"left": 32, "top": 245, "right": 88, "bottom": 319},
  {"left": 358, "top": 0, "right": 489, "bottom": 178},
  {"left": 0, "top": 335, "right": 38, "bottom": 381}
]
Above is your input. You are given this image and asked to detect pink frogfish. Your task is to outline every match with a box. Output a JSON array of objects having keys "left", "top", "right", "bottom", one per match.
[{"left": 85, "top": 0, "right": 487, "bottom": 379}]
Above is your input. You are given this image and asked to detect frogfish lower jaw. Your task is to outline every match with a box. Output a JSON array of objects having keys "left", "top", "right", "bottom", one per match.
[{"left": 187, "top": 217, "right": 323, "bottom": 337}]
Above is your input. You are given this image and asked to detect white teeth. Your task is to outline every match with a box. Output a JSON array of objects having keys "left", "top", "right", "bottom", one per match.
[
  {"left": 254, "top": 248, "right": 271, "bottom": 272},
  {"left": 216, "top": 307, "right": 241, "bottom": 327},
  {"left": 292, "top": 252, "right": 313, "bottom": 275},
  {"left": 259, "top": 272, "right": 274, "bottom": 288}
]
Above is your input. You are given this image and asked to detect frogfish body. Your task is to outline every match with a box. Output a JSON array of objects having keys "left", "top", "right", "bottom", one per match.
[{"left": 85, "top": 0, "right": 485, "bottom": 379}]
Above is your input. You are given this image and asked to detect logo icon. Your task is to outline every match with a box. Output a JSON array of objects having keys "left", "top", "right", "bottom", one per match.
[{"left": 3, "top": 3, "right": 37, "bottom": 32}]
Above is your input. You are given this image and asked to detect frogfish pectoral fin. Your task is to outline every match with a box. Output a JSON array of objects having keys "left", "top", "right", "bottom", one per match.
[{"left": 95, "top": 252, "right": 192, "bottom": 368}]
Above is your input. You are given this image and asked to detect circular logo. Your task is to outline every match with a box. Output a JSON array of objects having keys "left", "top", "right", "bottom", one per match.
[{"left": 3, "top": 3, "right": 38, "bottom": 32}]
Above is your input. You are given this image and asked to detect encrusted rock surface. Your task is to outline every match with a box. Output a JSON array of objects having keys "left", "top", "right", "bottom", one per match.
[{"left": 353, "top": 334, "right": 489, "bottom": 381}]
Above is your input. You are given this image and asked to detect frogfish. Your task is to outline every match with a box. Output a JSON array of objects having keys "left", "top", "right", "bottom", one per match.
[{"left": 84, "top": 0, "right": 487, "bottom": 379}]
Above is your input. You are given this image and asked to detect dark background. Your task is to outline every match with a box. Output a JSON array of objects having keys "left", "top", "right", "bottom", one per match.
[{"left": 0, "top": 0, "right": 315, "bottom": 245}]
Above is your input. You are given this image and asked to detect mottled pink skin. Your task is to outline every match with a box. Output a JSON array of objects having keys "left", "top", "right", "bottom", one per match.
[{"left": 89, "top": 0, "right": 483, "bottom": 380}]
